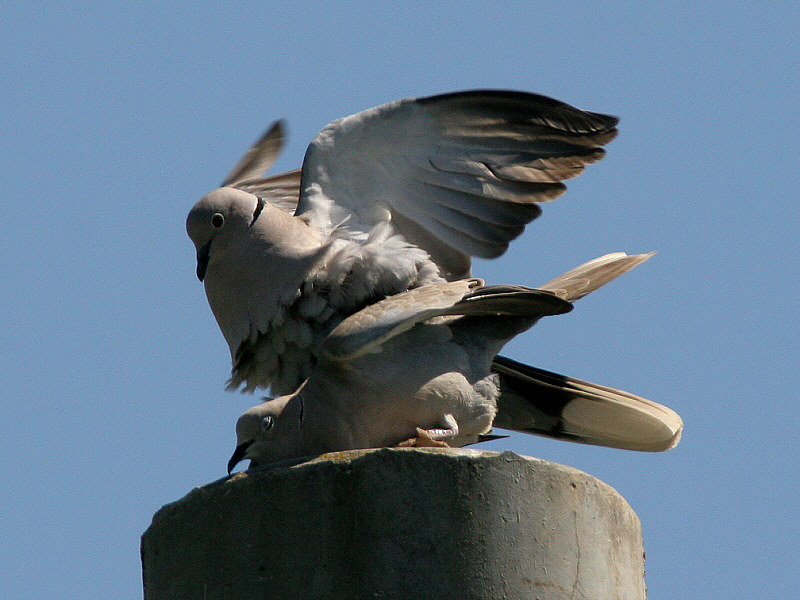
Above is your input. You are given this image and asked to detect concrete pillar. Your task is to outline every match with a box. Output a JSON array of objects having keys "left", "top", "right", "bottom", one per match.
[{"left": 141, "top": 448, "right": 647, "bottom": 599}]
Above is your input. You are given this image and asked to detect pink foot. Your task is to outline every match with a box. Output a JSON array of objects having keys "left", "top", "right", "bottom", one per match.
[{"left": 395, "top": 427, "right": 456, "bottom": 448}]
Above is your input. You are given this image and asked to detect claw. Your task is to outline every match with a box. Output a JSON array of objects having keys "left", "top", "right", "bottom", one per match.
[{"left": 395, "top": 427, "right": 454, "bottom": 448}]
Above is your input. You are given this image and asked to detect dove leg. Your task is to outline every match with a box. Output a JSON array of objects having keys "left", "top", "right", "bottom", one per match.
[{"left": 395, "top": 414, "right": 459, "bottom": 448}]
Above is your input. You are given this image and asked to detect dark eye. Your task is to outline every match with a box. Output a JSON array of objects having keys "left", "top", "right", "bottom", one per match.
[
  {"left": 211, "top": 213, "right": 225, "bottom": 228},
  {"left": 261, "top": 416, "right": 274, "bottom": 431}
]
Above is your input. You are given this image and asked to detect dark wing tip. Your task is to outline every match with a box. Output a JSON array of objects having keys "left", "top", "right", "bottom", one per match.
[{"left": 416, "top": 89, "right": 619, "bottom": 134}]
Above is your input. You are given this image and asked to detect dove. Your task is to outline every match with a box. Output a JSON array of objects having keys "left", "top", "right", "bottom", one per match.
[
  {"left": 228, "top": 253, "right": 683, "bottom": 472},
  {"left": 186, "top": 90, "right": 619, "bottom": 396}
]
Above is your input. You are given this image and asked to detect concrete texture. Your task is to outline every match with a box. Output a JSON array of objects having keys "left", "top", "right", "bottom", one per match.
[{"left": 141, "top": 448, "right": 647, "bottom": 599}]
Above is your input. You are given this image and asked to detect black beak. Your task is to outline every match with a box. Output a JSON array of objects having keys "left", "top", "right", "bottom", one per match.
[
  {"left": 228, "top": 441, "right": 252, "bottom": 475},
  {"left": 196, "top": 240, "right": 211, "bottom": 282}
]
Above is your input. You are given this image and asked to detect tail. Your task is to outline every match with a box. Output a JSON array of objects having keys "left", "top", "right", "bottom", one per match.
[
  {"left": 491, "top": 355, "right": 683, "bottom": 451},
  {"left": 538, "top": 252, "right": 654, "bottom": 302}
]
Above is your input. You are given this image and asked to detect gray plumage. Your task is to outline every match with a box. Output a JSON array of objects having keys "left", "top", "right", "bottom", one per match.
[
  {"left": 187, "top": 90, "right": 618, "bottom": 396},
  {"left": 228, "top": 253, "right": 683, "bottom": 472}
]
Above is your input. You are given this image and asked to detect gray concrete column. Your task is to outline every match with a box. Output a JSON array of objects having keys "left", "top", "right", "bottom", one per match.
[{"left": 141, "top": 448, "right": 647, "bottom": 599}]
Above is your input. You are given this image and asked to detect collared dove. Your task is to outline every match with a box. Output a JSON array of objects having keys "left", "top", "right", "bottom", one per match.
[
  {"left": 228, "top": 253, "right": 683, "bottom": 472},
  {"left": 187, "top": 90, "right": 619, "bottom": 396}
]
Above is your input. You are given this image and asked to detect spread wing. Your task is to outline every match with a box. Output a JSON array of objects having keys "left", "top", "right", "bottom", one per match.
[
  {"left": 296, "top": 90, "right": 618, "bottom": 279},
  {"left": 321, "top": 280, "right": 572, "bottom": 362},
  {"left": 222, "top": 120, "right": 303, "bottom": 214}
]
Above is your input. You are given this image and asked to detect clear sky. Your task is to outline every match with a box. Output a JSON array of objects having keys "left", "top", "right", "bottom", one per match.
[{"left": 3, "top": 3, "right": 798, "bottom": 598}]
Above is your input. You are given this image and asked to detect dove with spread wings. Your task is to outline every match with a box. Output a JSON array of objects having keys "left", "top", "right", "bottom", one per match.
[{"left": 187, "top": 91, "right": 619, "bottom": 396}]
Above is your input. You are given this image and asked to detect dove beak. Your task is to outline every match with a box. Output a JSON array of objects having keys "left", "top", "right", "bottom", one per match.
[
  {"left": 196, "top": 240, "right": 211, "bottom": 282},
  {"left": 228, "top": 440, "right": 253, "bottom": 475}
]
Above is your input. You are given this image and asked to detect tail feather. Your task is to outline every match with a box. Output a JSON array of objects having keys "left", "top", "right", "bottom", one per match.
[
  {"left": 491, "top": 355, "right": 682, "bottom": 452},
  {"left": 538, "top": 252, "right": 654, "bottom": 302}
]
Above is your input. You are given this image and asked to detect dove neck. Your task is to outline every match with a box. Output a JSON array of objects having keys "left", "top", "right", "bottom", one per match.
[
  {"left": 290, "top": 380, "right": 367, "bottom": 455},
  {"left": 252, "top": 204, "right": 324, "bottom": 255},
  {"left": 272, "top": 388, "right": 357, "bottom": 462},
  {"left": 204, "top": 241, "right": 327, "bottom": 359}
]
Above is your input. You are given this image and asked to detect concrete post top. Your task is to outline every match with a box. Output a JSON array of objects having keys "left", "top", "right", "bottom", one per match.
[
  {"left": 153, "top": 448, "right": 634, "bottom": 518},
  {"left": 143, "top": 449, "right": 646, "bottom": 599}
]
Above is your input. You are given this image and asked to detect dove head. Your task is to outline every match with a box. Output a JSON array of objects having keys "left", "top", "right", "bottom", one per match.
[
  {"left": 228, "top": 395, "right": 303, "bottom": 473},
  {"left": 186, "top": 187, "right": 323, "bottom": 282},
  {"left": 186, "top": 187, "right": 325, "bottom": 356}
]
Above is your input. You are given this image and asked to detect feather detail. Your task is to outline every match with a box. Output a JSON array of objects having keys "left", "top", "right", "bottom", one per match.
[{"left": 228, "top": 225, "right": 445, "bottom": 395}]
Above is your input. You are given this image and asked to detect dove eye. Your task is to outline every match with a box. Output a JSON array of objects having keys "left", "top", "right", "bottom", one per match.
[
  {"left": 211, "top": 213, "right": 225, "bottom": 228},
  {"left": 261, "top": 416, "right": 274, "bottom": 431}
]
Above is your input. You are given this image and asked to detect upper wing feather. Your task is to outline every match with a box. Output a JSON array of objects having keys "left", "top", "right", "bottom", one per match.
[
  {"left": 222, "top": 120, "right": 286, "bottom": 187},
  {"left": 321, "top": 280, "right": 572, "bottom": 362},
  {"left": 320, "top": 280, "right": 482, "bottom": 361},
  {"left": 296, "top": 90, "right": 619, "bottom": 279},
  {"left": 231, "top": 169, "right": 302, "bottom": 215},
  {"left": 538, "top": 252, "right": 654, "bottom": 302}
]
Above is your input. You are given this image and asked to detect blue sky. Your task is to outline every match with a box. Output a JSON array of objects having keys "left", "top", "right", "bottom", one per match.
[{"left": 3, "top": 3, "right": 798, "bottom": 598}]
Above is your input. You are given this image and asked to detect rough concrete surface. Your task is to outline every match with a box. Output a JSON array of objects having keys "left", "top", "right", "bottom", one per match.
[{"left": 141, "top": 448, "right": 646, "bottom": 599}]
